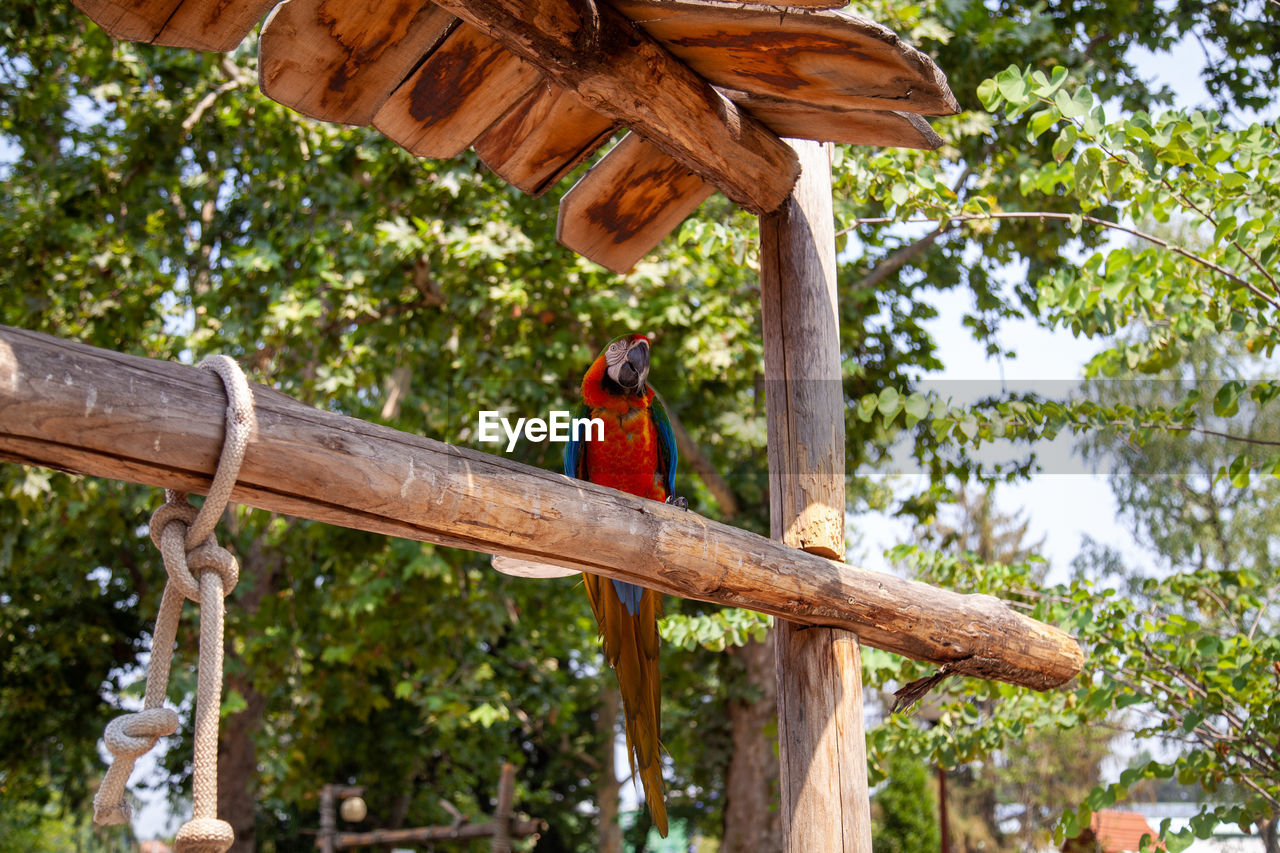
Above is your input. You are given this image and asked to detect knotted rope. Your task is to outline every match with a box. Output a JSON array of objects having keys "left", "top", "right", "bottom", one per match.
[{"left": 94, "top": 355, "right": 256, "bottom": 853}]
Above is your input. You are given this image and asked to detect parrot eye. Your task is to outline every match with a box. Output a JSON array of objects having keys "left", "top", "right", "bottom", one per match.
[{"left": 604, "top": 339, "right": 627, "bottom": 365}]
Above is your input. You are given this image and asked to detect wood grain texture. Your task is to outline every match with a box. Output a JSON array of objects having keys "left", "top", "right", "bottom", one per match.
[
  {"left": 258, "top": 0, "right": 457, "bottom": 126},
  {"left": 75, "top": 0, "right": 278, "bottom": 52},
  {"left": 373, "top": 23, "right": 541, "bottom": 159},
  {"left": 696, "top": 0, "right": 847, "bottom": 6},
  {"left": 74, "top": 0, "right": 181, "bottom": 43},
  {"left": 556, "top": 133, "right": 715, "bottom": 274},
  {"left": 761, "top": 139, "right": 871, "bottom": 853},
  {"left": 427, "top": 0, "right": 799, "bottom": 214},
  {"left": 760, "top": 142, "right": 844, "bottom": 558},
  {"left": 0, "top": 325, "right": 1084, "bottom": 691},
  {"left": 727, "top": 92, "right": 944, "bottom": 149},
  {"left": 474, "top": 84, "right": 617, "bottom": 197},
  {"left": 610, "top": 0, "right": 960, "bottom": 116}
]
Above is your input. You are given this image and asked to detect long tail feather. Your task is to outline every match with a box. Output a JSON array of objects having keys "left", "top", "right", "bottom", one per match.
[{"left": 584, "top": 573, "right": 668, "bottom": 837}]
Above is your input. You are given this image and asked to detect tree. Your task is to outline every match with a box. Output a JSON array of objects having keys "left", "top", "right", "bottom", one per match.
[
  {"left": 871, "top": 751, "right": 939, "bottom": 853},
  {"left": 1, "top": 4, "right": 683, "bottom": 848},
  {"left": 1070, "top": 337, "right": 1280, "bottom": 852},
  {"left": 0, "top": 779, "right": 139, "bottom": 853},
  {"left": 889, "top": 490, "right": 1113, "bottom": 852},
  {"left": 868, "top": 338, "right": 1280, "bottom": 848},
  {"left": 834, "top": 8, "right": 1279, "bottom": 844}
]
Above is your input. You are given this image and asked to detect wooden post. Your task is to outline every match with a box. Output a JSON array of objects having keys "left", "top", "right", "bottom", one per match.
[
  {"left": 318, "top": 785, "right": 337, "bottom": 853},
  {"left": 490, "top": 762, "right": 516, "bottom": 853},
  {"left": 761, "top": 139, "right": 872, "bottom": 853}
]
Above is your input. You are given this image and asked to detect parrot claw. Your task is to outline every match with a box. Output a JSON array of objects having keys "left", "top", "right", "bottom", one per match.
[{"left": 665, "top": 495, "right": 689, "bottom": 510}]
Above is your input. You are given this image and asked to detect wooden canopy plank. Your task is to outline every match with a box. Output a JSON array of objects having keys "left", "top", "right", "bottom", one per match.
[
  {"left": 73, "top": 0, "right": 182, "bottom": 44},
  {"left": 74, "top": 0, "right": 277, "bottom": 52},
  {"left": 556, "top": 133, "right": 715, "bottom": 274},
  {"left": 609, "top": 0, "right": 960, "bottom": 116},
  {"left": 699, "top": 0, "right": 847, "bottom": 6},
  {"left": 727, "top": 92, "right": 944, "bottom": 149},
  {"left": 0, "top": 325, "right": 1084, "bottom": 691},
  {"left": 372, "top": 23, "right": 542, "bottom": 160},
  {"left": 474, "top": 84, "right": 617, "bottom": 197},
  {"left": 258, "top": 0, "right": 457, "bottom": 127},
  {"left": 427, "top": 0, "right": 800, "bottom": 215}
]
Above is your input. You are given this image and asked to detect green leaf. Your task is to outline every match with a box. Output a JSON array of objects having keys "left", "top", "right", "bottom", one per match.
[
  {"left": 857, "top": 393, "right": 879, "bottom": 422},
  {"left": 1052, "top": 124, "right": 1078, "bottom": 162},
  {"left": 878, "top": 386, "right": 902, "bottom": 421},
  {"left": 996, "top": 66, "right": 1029, "bottom": 106},
  {"left": 467, "top": 702, "right": 509, "bottom": 728},
  {"left": 1228, "top": 454, "right": 1252, "bottom": 488},
  {"left": 1213, "top": 381, "right": 1244, "bottom": 417},
  {"left": 976, "top": 77, "right": 1001, "bottom": 110},
  {"left": 1032, "top": 65, "right": 1070, "bottom": 97},
  {"left": 903, "top": 393, "right": 931, "bottom": 427},
  {"left": 1075, "top": 148, "right": 1104, "bottom": 198},
  {"left": 1029, "top": 108, "right": 1060, "bottom": 141}
]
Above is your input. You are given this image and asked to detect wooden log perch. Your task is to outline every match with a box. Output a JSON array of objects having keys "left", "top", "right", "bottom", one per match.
[{"left": 0, "top": 325, "right": 1084, "bottom": 691}]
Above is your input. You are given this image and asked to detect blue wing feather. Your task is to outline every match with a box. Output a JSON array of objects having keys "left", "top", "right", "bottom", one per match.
[
  {"left": 564, "top": 402, "right": 590, "bottom": 480},
  {"left": 650, "top": 393, "right": 678, "bottom": 498}
]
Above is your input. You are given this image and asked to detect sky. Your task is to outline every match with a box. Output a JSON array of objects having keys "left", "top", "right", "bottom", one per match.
[{"left": 849, "top": 283, "right": 1139, "bottom": 584}]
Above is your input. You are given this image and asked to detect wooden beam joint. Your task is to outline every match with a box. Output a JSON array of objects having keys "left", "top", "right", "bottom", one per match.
[{"left": 426, "top": 0, "right": 800, "bottom": 214}]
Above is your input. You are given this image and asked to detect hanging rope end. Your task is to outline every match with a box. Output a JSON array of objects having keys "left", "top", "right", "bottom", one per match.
[
  {"left": 175, "top": 816, "right": 235, "bottom": 853},
  {"left": 92, "top": 795, "right": 133, "bottom": 827}
]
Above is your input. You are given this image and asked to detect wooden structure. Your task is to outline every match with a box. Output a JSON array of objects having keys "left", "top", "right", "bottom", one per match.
[
  {"left": 315, "top": 765, "right": 543, "bottom": 851},
  {"left": 72, "top": 0, "right": 957, "bottom": 273},
  {"left": 19, "top": 3, "right": 1077, "bottom": 851}
]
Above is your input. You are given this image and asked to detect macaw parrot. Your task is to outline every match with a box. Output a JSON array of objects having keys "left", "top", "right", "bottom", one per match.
[{"left": 564, "top": 333, "right": 677, "bottom": 838}]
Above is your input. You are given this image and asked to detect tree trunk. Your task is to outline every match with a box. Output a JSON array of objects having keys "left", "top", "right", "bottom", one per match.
[
  {"left": 1261, "top": 810, "right": 1278, "bottom": 853},
  {"left": 598, "top": 684, "right": 623, "bottom": 853},
  {"left": 218, "top": 674, "right": 267, "bottom": 853},
  {"left": 722, "top": 631, "right": 780, "bottom": 853},
  {"left": 217, "top": 530, "right": 277, "bottom": 852}
]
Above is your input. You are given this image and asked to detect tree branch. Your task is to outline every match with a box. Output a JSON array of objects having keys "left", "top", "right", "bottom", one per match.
[
  {"left": 655, "top": 391, "right": 740, "bottom": 520},
  {"left": 850, "top": 220, "right": 952, "bottom": 291},
  {"left": 1141, "top": 423, "right": 1280, "bottom": 448},
  {"left": 181, "top": 56, "right": 252, "bottom": 135},
  {"left": 838, "top": 211, "right": 1280, "bottom": 312}
]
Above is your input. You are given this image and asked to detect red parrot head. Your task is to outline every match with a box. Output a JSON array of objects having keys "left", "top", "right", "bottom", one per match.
[{"left": 600, "top": 333, "right": 651, "bottom": 397}]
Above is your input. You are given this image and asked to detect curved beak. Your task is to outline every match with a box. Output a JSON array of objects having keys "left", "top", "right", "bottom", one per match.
[{"left": 616, "top": 338, "right": 650, "bottom": 394}]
